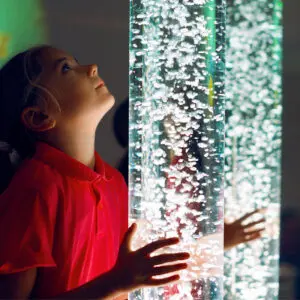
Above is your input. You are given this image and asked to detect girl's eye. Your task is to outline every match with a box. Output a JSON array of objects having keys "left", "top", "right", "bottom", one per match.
[{"left": 62, "top": 63, "right": 71, "bottom": 73}]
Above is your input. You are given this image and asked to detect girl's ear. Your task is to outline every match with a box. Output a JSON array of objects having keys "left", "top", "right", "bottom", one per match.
[{"left": 20, "top": 106, "right": 56, "bottom": 132}]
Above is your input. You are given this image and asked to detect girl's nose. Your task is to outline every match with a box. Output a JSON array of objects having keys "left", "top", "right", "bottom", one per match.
[{"left": 88, "top": 64, "right": 98, "bottom": 77}]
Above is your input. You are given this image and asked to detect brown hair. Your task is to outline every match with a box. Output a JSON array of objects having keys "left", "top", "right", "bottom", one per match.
[{"left": 0, "top": 45, "right": 61, "bottom": 194}]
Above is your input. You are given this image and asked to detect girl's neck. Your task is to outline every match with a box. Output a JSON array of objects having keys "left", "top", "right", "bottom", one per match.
[{"left": 40, "top": 131, "right": 97, "bottom": 171}]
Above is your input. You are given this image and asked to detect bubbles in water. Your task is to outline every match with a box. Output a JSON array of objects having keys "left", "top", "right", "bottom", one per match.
[
  {"left": 130, "top": 0, "right": 225, "bottom": 299},
  {"left": 224, "top": 1, "right": 282, "bottom": 299}
]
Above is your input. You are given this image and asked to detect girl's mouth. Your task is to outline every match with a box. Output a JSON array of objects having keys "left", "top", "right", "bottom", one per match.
[{"left": 96, "top": 80, "right": 105, "bottom": 89}]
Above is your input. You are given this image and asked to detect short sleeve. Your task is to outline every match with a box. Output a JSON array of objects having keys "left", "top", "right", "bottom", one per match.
[{"left": 0, "top": 188, "right": 57, "bottom": 274}]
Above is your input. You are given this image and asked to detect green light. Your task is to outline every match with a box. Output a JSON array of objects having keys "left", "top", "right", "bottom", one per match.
[{"left": 0, "top": 0, "right": 48, "bottom": 66}]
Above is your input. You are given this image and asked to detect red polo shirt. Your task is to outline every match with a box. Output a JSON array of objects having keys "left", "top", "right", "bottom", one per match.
[{"left": 0, "top": 141, "right": 128, "bottom": 298}]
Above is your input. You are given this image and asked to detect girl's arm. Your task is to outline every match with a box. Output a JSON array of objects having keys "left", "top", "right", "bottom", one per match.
[
  {"left": 52, "top": 223, "right": 188, "bottom": 300},
  {"left": 0, "top": 224, "right": 189, "bottom": 299},
  {"left": 0, "top": 267, "right": 123, "bottom": 300},
  {"left": 0, "top": 268, "right": 37, "bottom": 299},
  {"left": 50, "top": 269, "right": 124, "bottom": 299}
]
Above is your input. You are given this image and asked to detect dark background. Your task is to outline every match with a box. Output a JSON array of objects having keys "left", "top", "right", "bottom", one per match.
[
  {"left": 42, "top": 0, "right": 300, "bottom": 212},
  {"left": 282, "top": 0, "right": 300, "bottom": 210}
]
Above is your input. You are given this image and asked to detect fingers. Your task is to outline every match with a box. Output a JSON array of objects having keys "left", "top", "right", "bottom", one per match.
[
  {"left": 243, "top": 218, "right": 265, "bottom": 229},
  {"left": 149, "top": 263, "right": 188, "bottom": 277},
  {"left": 120, "top": 223, "right": 137, "bottom": 252},
  {"left": 149, "top": 252, "right": 190, "bottom": 266},
  {"left": 138, "top": 237, "right": 180, "bottom": 256},
  {"left": 244, "top": 227, "right": 265, "bottom": 236},
  {"left": 237, "top": 208, "right": 265, "bottom": 223},
  {"left": 145, "top": 275, "right": 180, "bottom": 286},
  {"left": 242, "top": 231, "right": 263, "bottom": 243}
]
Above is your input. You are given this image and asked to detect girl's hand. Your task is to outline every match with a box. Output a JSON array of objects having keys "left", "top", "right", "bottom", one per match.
[
  {"left": 111, "top": 223, "right": 190, "bottom": 293},
  {"left": 224, "top": 209, "right": 266, "bottom": 250}
]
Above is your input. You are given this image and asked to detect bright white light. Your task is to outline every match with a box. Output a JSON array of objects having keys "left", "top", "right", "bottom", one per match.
[{"left": 129, "top": 0, "right": 225, "bottom": 299}]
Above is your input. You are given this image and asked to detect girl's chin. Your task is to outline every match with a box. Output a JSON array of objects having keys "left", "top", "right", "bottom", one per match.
[
  {"left": 99, "top": 95, "right": 115, "bottom": 113},
  {"left": 97, "top": 91, "right": 115, "bottom": 102},
  {"left": 105, "top": 94, "right": 116, "bottom": 107}
]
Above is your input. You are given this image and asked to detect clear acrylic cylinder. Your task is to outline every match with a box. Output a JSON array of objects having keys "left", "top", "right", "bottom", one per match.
[
  {"left": 224, "top": 1, "right": 283, "bottom": 299},
  {"left": 129, "top": 0, "right": 226, "bottom": 299}
]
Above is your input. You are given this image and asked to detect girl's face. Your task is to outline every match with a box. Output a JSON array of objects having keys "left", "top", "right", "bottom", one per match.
[{"left": 36, "top": 47, "right": 115, "bottom": 131}]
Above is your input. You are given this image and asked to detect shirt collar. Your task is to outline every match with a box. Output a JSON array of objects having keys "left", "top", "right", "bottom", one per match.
[{"left": 32, "top": 141, "right": 112, "bottom": 183}]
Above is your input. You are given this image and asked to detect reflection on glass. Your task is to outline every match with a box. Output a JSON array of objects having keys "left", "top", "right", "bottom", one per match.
[
  {"left": 129, "top": 0, "right": 226, "bottom": 299},
  {"left": 224, "top": 0, "right": 282, "bottom": 299}
]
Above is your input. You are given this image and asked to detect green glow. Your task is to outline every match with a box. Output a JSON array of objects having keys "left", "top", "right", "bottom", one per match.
[{"left": 0, "top": 0, "right": 47, "bottom": 66}]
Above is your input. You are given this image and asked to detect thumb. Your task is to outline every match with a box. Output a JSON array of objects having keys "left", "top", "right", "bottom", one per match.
[{"left": 120, "top": 222, "right": 137, "bottom": 253}]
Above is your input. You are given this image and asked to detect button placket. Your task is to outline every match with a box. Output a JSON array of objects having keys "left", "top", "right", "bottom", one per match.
[{"left": 92, "top": 184, "right": 104, "bottom": 234}]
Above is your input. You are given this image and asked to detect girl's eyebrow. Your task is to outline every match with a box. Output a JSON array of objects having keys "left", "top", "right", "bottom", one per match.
[{"left": 53, "top": 57, "right": 79, "bottom": 70}]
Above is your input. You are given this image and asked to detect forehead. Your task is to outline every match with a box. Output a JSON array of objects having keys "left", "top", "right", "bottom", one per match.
[{"left": 39, "top": 47, "right": 73, "bottom": 68}]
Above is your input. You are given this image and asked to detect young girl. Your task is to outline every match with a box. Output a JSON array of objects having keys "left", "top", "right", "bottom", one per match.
[{"left": 0, "top": 45, "right": 190, "bottom": 299}]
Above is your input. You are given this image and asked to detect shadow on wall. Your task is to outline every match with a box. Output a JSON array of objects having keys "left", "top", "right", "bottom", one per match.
[{"left": 113, "top": 97, "right": 129, "bottom": 184}]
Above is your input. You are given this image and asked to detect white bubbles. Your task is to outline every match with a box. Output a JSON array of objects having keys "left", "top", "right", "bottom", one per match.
[
  {"left": 130, "top": 0, "right": 226, "bottom": 299},
  {"left": 224, "top": 1, "right": 282, "bottom": 299}
]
